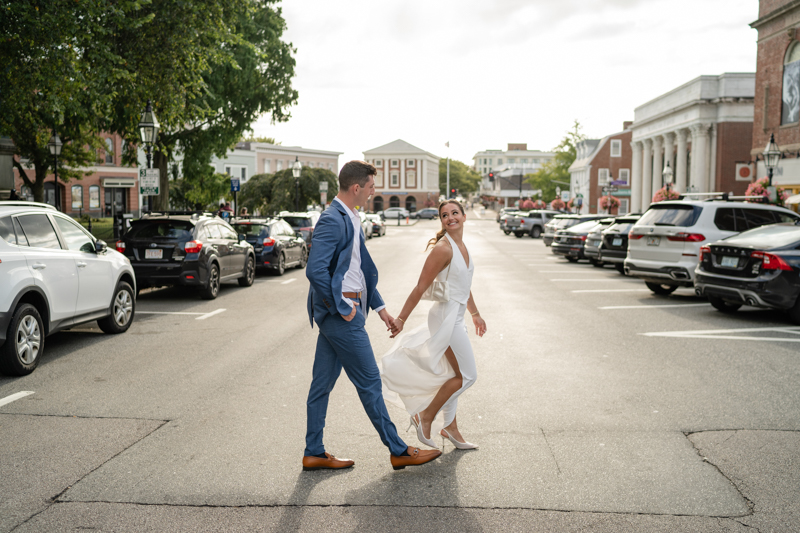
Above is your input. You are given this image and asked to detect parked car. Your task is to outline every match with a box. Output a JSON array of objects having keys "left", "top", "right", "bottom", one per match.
[
  {"left": 366, "top": 214, "right": 386, "bottom": 236},
  {"left": 625, "top": 200, "right": 800, "bottom": 295},
  {"left": 378, "top": 207, "right": 410, "bottom": 220},
  {"left": 496, "top": 207, "right": 520, "bottom": 223},
  {"left": 583, "top": 218, "right": 616, "bottom": 266},
  {"left": 598, "top": 215, "right": 641, "bottom": 273},
  {"left": 117, "top": 212, "right": 255, "bottom": 299},
  {"left": 498, "top": 210, "right": 520, "bottom": 234},
  {"left": 414, "top": 208, "right": 439, "bottom": 220},
  {"left": 551, "top": 219, "right": 607, "bottom": 262},
  {"left": 359, "top": 211, "right": 374, "bottom": 239},
  {"left": 543, "top": 214, "right": 607, "bottom": 246},
  {"left": 0, "top": 202, "right": 136, "bottom": 376},
  {"left": 277, "top": 212, "right": 319, "bottom": 251},
  {"left": 231, "top": 218, "right": 307, "bottom": 275},
  {"left": 695, "top": 223, "right": 800, "bottom": 322},
  {"left": 505, "top": 210, "right": 562, "bottom": 238}
]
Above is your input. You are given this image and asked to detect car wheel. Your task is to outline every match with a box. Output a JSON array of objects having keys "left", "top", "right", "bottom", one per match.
[
  {"left": 788, "top": 295, "right": 800, "bottom": 325},
  {"left": 531, "top": 227, "right": 542, "bottom": 239},
  {"left": 97, "top": 281, "right": 136, "bottom": 334},
  {"left": 566, "top": 257, "right": 579, "bottom": 263},
  {"left": 0, "top": 303, "right": 44, "bottom": 376},
  {"left": 645, "top": 281, "right": 677, "bottom": 296},
  {"left": 708, "top": 295, "right": 742, "bottom": 314},
  {"left": 503, "top": 230, "right": 511, "bottom": 235},
  {"left": 615, "top": 263, "right": 626, "bottom": 275},
  {"left": 200, "top": 263, "right": 220, "bottom": 300},
  {"left": 238, "top": 256, "right": 255, "bottom": 287},
  {"left": 590, "top": 259, "right": 604, "bottom": 268},
  {"left": 514, "top": 232, "right": 523, "bottom": 238},
  {"left": 274, "top": 253, "right": 286, "bottom": 276},
  {"left": 297, "top": 247, "right": 308, "bottom": 269}
]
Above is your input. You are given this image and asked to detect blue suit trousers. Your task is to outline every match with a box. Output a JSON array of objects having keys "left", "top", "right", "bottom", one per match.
[{"left": 305, "top": 302, "right": 408, "bottom": 457}]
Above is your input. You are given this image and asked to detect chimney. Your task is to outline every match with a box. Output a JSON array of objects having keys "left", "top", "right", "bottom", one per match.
[{"left": 623, "top": 121, "right": 633, "bottom": 130}]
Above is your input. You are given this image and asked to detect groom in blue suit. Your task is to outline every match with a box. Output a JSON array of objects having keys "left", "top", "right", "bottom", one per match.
[{"left": 303, "top": 160, "right": 441, "bottom": 471}]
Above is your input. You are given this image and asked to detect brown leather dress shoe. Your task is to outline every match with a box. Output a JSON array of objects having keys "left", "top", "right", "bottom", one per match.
[
  {"left": 302, "top": 452, "right": 355, "bottom": 471},
  {"left": 390, "top": 447, "right": 442, "bottom": 470}
]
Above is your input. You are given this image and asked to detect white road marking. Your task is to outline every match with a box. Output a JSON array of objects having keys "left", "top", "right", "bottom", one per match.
[
  {"left": 573, "top": 289, "right": 651, "bottom": 293},
  {"left": 137, "top": 311, "right": 205, "bottom": 316},
  {"left": 0, "top": 391, "right": 34, "bottom": 408},
  {"left": 539, "top": 270, "right": 596, "bottom": 273},
  {"left": 196, "top": 308, "right": 227, "bottom": 320},
  {"left": 550, "top": 278, "right": 629, "bottom": 282},
  {"left": 281, "top": 278, "right": 297, "bottom": 285},
  {"left": 642, "top": 326, "right": 800, "bottom": 342},
  {"left": 599, "top": 303, "right": 711, "bottom": 310}
]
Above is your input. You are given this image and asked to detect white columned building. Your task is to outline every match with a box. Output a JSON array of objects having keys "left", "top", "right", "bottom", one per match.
[{"left": 630, "top": 73, "right": 755, "bottom": 210}]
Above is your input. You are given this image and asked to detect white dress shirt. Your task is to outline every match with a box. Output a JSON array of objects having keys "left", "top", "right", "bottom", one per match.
[{"left": 334, "top": 197, "right": 384, "bottom": 312}]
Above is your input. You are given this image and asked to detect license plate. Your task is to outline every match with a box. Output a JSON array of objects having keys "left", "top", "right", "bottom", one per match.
[
  {"left": 612, "top": 238, "right": 623, "bottom": 246},
  {"left": 145, "top": 249, "right": 163, "bottom": 259},
  {"left": 720, "top": 256, "right": 738, "bottom": 268},
  {"left": 646, "top": 236, "right": 660, "bottom": 246}
]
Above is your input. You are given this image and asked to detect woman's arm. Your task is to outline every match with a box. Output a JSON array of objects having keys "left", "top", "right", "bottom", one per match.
[
  {"left": 467, "top": 291, "right": 487, "bottom": 337},
  {"left": 389, "top": 240, "right": 452, "bottom": 337}
]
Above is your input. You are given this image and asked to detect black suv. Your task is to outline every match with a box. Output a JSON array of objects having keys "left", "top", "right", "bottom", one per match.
[
  {"left": 230, "top": 218, "right": 307, "bottom": 275},
  {"left": 117, "top": 212, "right": 255, "bottom": 299},
  {"left": 277, "top": 212, "right": 319, "bottom": 252}
]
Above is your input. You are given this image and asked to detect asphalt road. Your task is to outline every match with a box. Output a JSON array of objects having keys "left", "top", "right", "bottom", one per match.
[{"left": 1, "top": 209, "right": 799, "bottom": 532}]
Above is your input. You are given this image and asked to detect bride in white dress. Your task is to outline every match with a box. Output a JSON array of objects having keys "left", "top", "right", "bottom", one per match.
[{"left": 380, "top": 200, "right": 487, "bottom": 450}]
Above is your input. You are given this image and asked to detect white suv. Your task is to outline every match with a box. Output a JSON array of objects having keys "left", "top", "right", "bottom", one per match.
[
  {"left": 625, "top": 199, "right": 800, "bottom": 295},
  {"left": 0, "top": 202, "right": 136, "bottom": 375}
]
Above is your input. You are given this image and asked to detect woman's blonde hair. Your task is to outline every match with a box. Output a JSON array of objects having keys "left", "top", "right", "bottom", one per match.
[{"left": 425, "top": 200, "right": 465, "bottom": 251}]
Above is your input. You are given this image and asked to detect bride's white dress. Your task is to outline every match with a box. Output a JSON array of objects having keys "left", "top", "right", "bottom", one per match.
[{"left": 379, "top": 233, "right": 477, "bottom": 434}]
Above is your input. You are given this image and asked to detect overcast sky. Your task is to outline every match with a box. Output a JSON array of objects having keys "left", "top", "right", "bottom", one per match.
[{"left": 251, "top": 0, "right": 758, "bottom": 167}]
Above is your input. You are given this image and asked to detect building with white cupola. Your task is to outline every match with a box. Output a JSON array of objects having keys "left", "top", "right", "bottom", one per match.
[{"left": 363, "top": 139, "right": 440, "bottom": 213}]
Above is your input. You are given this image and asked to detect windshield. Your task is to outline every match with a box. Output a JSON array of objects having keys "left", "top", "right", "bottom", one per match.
[
  {"left": 567, "top": 220, "right": 601, "bottom": 233},
  {"left": 128, "top": 220, "right": 194, "bottom": 240},
  {"left": 723, "top": 224, "right": 800, "bottom": 249},
  {"left": 282, "top": 216, "right": 313, "bottom": 228},
  {"left": 232, "top": 223, "right": 267, "bottom": 237},
  {"left": 605, "top": 222, "right": 635, "bottom": 234},
  {"left": 638, "top": 205, "right": 702, "bottom": 227}
]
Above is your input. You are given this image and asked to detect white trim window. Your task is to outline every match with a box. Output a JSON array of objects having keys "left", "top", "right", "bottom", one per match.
[
  {"left": 618, "top": 168, "right": 630, "bottom": 185},
  {"left": 375, "top": 171, "right": 384, "bottom": 187},
  {"left": 406, "top": 159, "right": 416, "bottom": 167},
  {"left": 328, "top": 163, "right": 334, "bottom": 171},
  {"left": 390, "top": 159, "right": 400, "bottom": 168},
  {"left": 390, "top": 172, "right": 399, "bottom": 186},
  {"left": 598, "top": 168, "right": 609, "bottom": 184},
  {"left": 104, "top": 138, "right": 114, "bottom": 165},
  {"left": 619, "top": 198, "right": 629, "bottom": 215},
  {"left": 263, "top": 159, "right": 271, "bottom": 173},
  {"left": 406, "top": 171, "right": 416, "bottom": 188},
  {"left": 610, "top": 139, "right": 622, "bottom": 157},
  {"left": 375, "top": 159, "right": 383, "bottom": 167},
  {"left": 276, "top": 160, "right": 283, "bottom": 171}
]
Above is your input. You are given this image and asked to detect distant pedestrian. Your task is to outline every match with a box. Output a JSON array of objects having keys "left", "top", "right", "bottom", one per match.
[
  {"left": 8, "top": 189, "right": 19, "bottom": 200},
  {"left": 240, "top": 207, "right": 248, "bottom": 216}
]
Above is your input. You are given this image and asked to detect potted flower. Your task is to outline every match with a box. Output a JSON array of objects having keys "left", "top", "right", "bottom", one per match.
[
  {"left": 533, "top": 199, "right": 546, "bottom": 208},
  {"left": 599, "top": 195, "right": 620, "bottom": 214},
  {"left": 550, "top": 198, "right": 566, "bottom": 211},
  {"left": 520, "top": 199, "right": 535, "bottom": 209},
  {"left": 745, "top": 177, "right": 791, "bottom": 206},
  {"left": 652, "top": 186, "right": 680, "bottom": 203}
]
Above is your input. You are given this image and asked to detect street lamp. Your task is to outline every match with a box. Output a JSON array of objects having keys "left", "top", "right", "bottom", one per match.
[
  {"left": 48, "top": 130, "right": 63, "bottom": 211},
  {"left": 292, "top": 156, "right": 302, "bottom": 211},
  {"left": 662, "top": 161, "right": 673, "bottom": 192},
  {"left": 138, "top": 100, "right": 160, "bottom": 169},
  {"left": 763, "top": 133, "right": 781, "bottom": 187}
]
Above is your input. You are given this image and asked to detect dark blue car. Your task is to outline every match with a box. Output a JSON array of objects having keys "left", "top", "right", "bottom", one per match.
[{"left": 231, "top": 218, "right": 307, "bottom": 275}]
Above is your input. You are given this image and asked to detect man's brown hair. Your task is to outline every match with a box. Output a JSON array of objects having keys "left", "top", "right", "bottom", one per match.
[{"left": 339, "top": 160, "right": 376, "bottom": 192}]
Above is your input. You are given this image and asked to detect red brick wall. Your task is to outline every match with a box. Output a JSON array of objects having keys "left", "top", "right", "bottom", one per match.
[
  {"left": 716, "top": 122, "right": 753, "bottom": 194},
  {"left": 588, "top": 130, "right": 632, "bottom": 213}
]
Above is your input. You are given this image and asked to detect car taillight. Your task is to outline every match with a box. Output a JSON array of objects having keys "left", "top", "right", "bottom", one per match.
[
  {"left": 699, "top": 245, "right": 710, "bottom": 262},
  {"left": 579, "top": 235, "right": 587, "bottom": 241},
  {"left": 520, "top": 219, "right": 525, "bottom": 224},
  {"left": 667, "top": 232, "right": 705, "bottom": 242},
  {"left": 115, "top": 241, "right": 126, "bottom": 253},
  {"left": 184, "top": 240, "right": 203, "bottom": 253},
  {"left": 262, "top": 237, "right": 276, "bottom": 247},
  {"left": 751, "top": 251, "right": 792, "bottom": 271},
  {"left": 629, "top": 232, "right": 644, "bottom": 240}
]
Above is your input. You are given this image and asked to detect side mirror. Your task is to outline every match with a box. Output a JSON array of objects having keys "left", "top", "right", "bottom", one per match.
[
  {"left": 238, "top": 234, "right": 246, "bottom": 242},
  {"left": 95, "top": 240, "right": 108, "bottom": 253},
  {"left": 295, "top": 231, "right": 303, "bottom": 239}
]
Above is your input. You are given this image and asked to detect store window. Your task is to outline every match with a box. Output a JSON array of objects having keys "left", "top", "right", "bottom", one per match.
[
  {"left": 610, "top": 140, "right": 622, "bottom": 157},
  {"left": 71, "top": 185, "right": 83, "bottom": 209},
  {"left": 89, "top": 185, "right": 100, "bottom": 209},
  {"left": 105, "top": 138, "right": 114, "bottom": 164},
  {"left": 782, "top": 41, "right": 800, "bottom": 124}
]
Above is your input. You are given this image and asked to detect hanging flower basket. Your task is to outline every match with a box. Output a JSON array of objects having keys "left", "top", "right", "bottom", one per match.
[
  {"left": 533, "top": 199, "right": 546, "bottom": 208},
  {"left": 520, "top": 199, "right": 535, "bottom": 209},
  {"left": 599, "top": 195, "right": 620, "bottom": 210},
  {"left": 550, "top": 198, "right": 566, "bottom": 210},
  {"left": 652, "top": 187, "right": 681, "bottom": 203},
  {"left": 745, "top": 177, "right": 791, "bottom": 206}
]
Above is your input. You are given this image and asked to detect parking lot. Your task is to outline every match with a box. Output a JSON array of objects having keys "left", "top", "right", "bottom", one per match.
[{"left": 1, "top": 211, "right": 798, "bottom": 532}]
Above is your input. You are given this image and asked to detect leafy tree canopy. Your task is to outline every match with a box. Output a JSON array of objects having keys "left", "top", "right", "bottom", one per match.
[
  {"left": 239, "top": 168, "right": 338, "bottom": 215},
  {"left": 526, "top": 120, "right": 585, "bottom": 201},
  {"left": 240, "top": 135, "right": 280, "bottom": 144},
  {"left": 439, "top": 159, "right": 481, "bottom": 196}
]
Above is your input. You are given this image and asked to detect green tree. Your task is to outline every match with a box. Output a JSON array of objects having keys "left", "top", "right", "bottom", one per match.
[
  {"left": 267, "top": 168, "right": 338, "bottom": 214},
  {"left": 240, "top": 135, "right": 280, "bottom": 144},
  {"left": 526, "top": 120, "right": 585, "bottom": 201},
  {"left": 238, "top": 173, "right": 276, "bottom": 214},
  {"left": 0, "top": 0, "right": 148, "bottom": 201},
  {"left": 439, "top": 159, "right": 482, "bottom": 197}
]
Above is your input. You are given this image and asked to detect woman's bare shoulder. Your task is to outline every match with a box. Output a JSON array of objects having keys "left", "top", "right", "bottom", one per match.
[{"left": 429, "top": 236, "right": 453, "bottom": 261}]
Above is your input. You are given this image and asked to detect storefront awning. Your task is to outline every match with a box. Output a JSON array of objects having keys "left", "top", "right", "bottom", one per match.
[
  {"left": 102, "top": 178, "right": 136, "bottom": 188},
  {"left": 785, "top": 193, "right": 800, "bottom": 205}
]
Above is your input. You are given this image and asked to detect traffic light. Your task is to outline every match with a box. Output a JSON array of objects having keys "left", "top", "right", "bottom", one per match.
[
  {"left": 450, "top": 188, "right": 456, "bottom": 198},
  {"left": 488, "top": 172, "right": 494, "bottom": 182}
]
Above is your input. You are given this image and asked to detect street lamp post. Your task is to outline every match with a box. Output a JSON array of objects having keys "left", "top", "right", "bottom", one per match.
[
  {"left": 662, "top": 161, "right": 674, "bottom": 193},
  {"left": 47, "top": 129, "right": 63, "bottom": 211},
  {"left": 763, "top": 133, "right": 781, "bottom": 187},
  {"left": 138, "top": 100, "right": 160, "bottom": 170},
  {"left": 292, "top": 156, "right": 302, "bottom": 212}
]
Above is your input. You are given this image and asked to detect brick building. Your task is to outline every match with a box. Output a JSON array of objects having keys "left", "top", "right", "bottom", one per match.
[
  {"left": 569, "top": 125, "right": 633, "bottom": 214},
  {"left": 751, "top": 0, "right": 800, "bottom": 199},
  {"left": 363, "top": 140, "right": 440, "bottom": 213},
  {"left": 629, "top": 73, "right": 755, "bottom": 212}
]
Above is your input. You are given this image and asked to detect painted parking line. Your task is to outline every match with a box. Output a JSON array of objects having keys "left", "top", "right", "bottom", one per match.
[
  {"left": 539, "top": 270, "right": 597, "bottom": 273},
  {"left": 599, "top": 303, "right": 711, "bottom": 310},
  {"left": 281, "top": 278, "right": 297, "bottom": 285},
  {"left": 137, "top": 311, "right": 205, "bottom": 316},
  {"left": 572, "top": 289, "right": 652, "bottom": 293},
  {"left": 641, "top": 326, "right": 800, "bottom": 342},
  {"left": 550, "top": 278, "right": 631, "bottom": 282},
  {"left": 196, "top": 308, "right": 226, "bottom": 320},
  {"left": 0, "top": 391, "right": 35, "bottom": 408}
]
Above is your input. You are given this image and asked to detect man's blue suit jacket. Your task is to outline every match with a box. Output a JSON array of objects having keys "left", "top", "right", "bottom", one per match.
[{"left": 306, "top": 200, "right": 384, "bottom": 327}]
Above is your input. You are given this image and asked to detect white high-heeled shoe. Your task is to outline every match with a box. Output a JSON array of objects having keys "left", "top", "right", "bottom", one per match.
[
  {"left": 409, "top": 414, "right": 438, "bottom": 449},
  {"left": 441, "top": 428, "right": 478, "bottom": 450}
]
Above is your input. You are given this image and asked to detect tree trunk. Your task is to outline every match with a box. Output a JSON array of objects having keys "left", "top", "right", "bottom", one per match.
[{"left": 153, "top": 150, "right": 170, "bottom": 211}]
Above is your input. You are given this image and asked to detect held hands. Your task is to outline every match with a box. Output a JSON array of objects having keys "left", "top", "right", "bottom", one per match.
[
  {"left": 472, "top": 314, "right": 487, "bottom": 337},
  {"left": 389, "top": 316, "right": 405, "bottom": 338},
  {"left": 377, "top": 308, "right": 394, "bottom": 333},
  {"left": 341, "top": 304, "right": 357, "bottom": 322}
]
